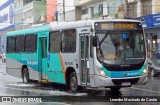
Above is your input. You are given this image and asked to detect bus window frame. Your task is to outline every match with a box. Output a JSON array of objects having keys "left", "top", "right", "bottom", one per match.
[
  {"left": 24, "top": 34, "right": 37, "bottom": 53},
  {"left": 7, "top": 36, "right": 15, "bottom": 53},
  {"left": 15, "top": 35, "right": 25, "bottom": 53},
  {"left": 61, "top": 29, "right": 77, "bottom": 53},
  {"left": 49, "top": 31, "right": 61, "bottom": 53}
]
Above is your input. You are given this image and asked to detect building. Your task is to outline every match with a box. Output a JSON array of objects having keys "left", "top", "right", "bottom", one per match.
[
  {"left": 74, "top": 0, "right": 127, "bottom": 20},
  {"left": 0, "top": 0, "right": 15, "bottom": 53},
  {"left": 74, "top": 0, "right": 160, "bottom": 58},
  {"left": 47, "top": 0, "right": 57, "bottom": 22},
  {"left": 58, "top": 0, "right": 76, "bottom": 21},
  {"left": 128, "top": 0, "right": 160, "bottom": 58},
  {"left": 14, "top": 0, "right": 23, "bottom": 30},
  {"left": 23, "top": 0, "right": 47, "bottom": 29},
  {"left": 14, "top": 0, "right": 47, "bottom": 29},
  {"left": 74, "top": 0, "right": 107, "bottom": 20}
]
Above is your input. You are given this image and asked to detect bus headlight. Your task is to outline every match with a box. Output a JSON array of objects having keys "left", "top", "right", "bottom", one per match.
[
  {"left": 142, "top": 69, "right": 147, "bottom": 76},
  {"left": 97, "top": 67, "right": 108, "bottom": 77},
  {"left": 99, "top": 70, "right": 106, "bottom": 76}
]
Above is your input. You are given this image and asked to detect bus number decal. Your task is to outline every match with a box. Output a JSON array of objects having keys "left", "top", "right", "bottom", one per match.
[
  {"left": 27, "top": 61, "right": 38, "bottom": 65},
  {"left": 65, "top": 62, "right": 73, "bottom": 65}
]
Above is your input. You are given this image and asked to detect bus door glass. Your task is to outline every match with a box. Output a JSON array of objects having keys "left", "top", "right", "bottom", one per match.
[
  {"left": 80, "top": 34, "right": 90, "bottom": 84},
  {"left": 39, "top": 38, "right": 47, "bottom": 80}
]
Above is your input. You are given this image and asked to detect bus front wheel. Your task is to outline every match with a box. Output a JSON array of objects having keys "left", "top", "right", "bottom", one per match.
[
  {"left": 22, "top": 68, "right": 30, "bottom": 84},
  {"left": 69, "top": 72, "right": 78, "bottom": 92}
]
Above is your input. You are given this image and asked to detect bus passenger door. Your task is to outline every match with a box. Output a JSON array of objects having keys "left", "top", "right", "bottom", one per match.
[
  {"left": 80, "top": 34, "right": 90, "bottom": 85},
  {"left": 39, "top": 38, "right": 48, "bottom": 81}
]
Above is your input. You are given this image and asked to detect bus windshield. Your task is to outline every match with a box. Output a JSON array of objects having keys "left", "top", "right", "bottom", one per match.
[{"left": 96, "top": 30, "right": 146, "bottom": 65}]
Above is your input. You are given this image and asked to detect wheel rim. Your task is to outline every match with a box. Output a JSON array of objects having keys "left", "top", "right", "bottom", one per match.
[
  {"left": 151, "top": 70, "right": 154, "bottom": 77},
  {"left": 70, "top": 76, "right": 77, "bottom": 91}
]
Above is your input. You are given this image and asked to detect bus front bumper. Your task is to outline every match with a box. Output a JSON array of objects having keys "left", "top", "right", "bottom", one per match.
[{"left": 92, "top": 74, "right": 148, "bottom": 88}]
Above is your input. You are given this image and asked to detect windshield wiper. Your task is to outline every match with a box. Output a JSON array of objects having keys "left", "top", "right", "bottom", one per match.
[{"left": 99, "top": 31, "right": 110, "bottom": 46}]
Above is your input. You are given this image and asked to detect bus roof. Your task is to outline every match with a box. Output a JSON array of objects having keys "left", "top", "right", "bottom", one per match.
[
  {"left": 7, "top": 19, "right": 141, "bottom": 36},
  {"left": 6, "top": 25, "right": 50, "bottom": 36},
  {"left": 50, "top": 19, "right": 141, "bottom": 30}
]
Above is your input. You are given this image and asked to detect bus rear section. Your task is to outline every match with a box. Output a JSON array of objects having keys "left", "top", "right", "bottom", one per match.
[
  {"left": 90, "top": 21, "right": 148, "bottom": 90},
  {"left": 6, "top": 26, "right": 51, "bottom": 84}
]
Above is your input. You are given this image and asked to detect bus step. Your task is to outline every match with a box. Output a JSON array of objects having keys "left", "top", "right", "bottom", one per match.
[{"left": 39, "top": 79, "right": 48, "bottom": 84}]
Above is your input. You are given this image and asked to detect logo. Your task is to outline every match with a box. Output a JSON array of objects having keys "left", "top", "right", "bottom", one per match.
[
  {"left": 2, "top": 97, "right": 11, "bottom": 102},
  {"left": 9, "top": 5, "right": 14, "bottom": 24}
]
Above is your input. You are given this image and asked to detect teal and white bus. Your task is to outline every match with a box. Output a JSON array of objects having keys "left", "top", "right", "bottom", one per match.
[{"left": 6, "top": 19, "right": 148, "bottom": 92}]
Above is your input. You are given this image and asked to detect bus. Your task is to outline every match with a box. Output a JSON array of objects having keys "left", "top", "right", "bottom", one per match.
[{"left": 6, "top": 19, "right": 148, "bottom": 92}]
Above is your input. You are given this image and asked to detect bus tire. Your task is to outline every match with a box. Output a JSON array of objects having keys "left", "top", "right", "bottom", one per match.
[
  {"left": 22, "top": 68, "right": 30, "bottom": 84},
  {"left": 110, "top": 87, "right": 121, "bottom": 91},
  {"left": 69, "top": 72, "right": 78, "bottom": 93}
]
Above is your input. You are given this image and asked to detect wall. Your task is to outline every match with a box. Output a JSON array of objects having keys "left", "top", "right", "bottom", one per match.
[
  {"left": 59, "top": 9, "right": 76, "bottom": 21},
  {"left": 47, "top": 0, "right": 57, "bottom": 22},
  {"left": 23, "top": 2, "right": 33, "bottom": 27},
  {"left": 81, "top": 0, "right": 107, "bottom": 20},
  {"left": 152, "top": 0, "right": 160, "bottom": 14},
  {"left": 14, "top": 0, "right": 23, "bottom": 30},
  {"left": 33, "top": 1, "right": 47, "bottom": 24},
  {"left": 108, "top": 0, "right": 125, "bottom": 18}
]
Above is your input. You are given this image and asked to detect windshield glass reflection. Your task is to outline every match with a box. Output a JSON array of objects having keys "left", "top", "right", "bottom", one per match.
[{"left": 96, "top": 30, "right": 146, "bottom": 65}]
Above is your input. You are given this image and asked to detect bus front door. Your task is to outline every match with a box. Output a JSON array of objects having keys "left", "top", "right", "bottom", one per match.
[
  {"left": 39, "top": 38, "right": 48, "bottom": 82},
  {"left": 80, "top": 34, "right": 90, "bottom": 85}
]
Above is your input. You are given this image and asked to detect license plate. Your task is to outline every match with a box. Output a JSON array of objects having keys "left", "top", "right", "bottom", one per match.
[{"left": 122, "top": 82, "right": 131, "bottom": 86}]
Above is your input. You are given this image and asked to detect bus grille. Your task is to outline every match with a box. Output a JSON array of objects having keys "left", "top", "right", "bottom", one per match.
[{"left": 112, "top": 78, "right": 139, "bottom": 85}]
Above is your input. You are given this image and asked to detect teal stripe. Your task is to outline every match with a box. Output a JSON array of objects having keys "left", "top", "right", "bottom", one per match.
[{"left": 102, "top": 64, "right": 146, "bottom": 78}]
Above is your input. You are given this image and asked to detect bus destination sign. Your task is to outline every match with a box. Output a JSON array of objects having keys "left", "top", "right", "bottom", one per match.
[{"left": 95, "top": 22, "right": 142, "bottom": 31}]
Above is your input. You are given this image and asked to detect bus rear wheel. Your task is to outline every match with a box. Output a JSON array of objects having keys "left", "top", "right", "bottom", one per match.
[
  {"left": 22, "top": 68, "right": 30, "bottom": 84},
  {"left": 69, "top": 72, "right": 78, "bottom": 93}
]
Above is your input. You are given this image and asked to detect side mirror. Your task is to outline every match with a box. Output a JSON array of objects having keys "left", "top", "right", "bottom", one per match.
[{"left": 93, "top": 36, "right": 97, "bottom": 47}]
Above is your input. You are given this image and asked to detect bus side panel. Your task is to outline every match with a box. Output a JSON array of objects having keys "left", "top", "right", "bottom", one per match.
[
  {"left": 47, "top": 53, "right": 79, "bottom": 84},
  {"left": 28, "top": 68, "right": 39, "bottom": 80},
  {"left": 61, "top": 53, "right": 79, "bottom": 83},
  {"left": 6, "top": 55, "right": 21, "bottom": 78},
  {"left": 6, "top": 53, "right": 39, "bottom": 80},
  {"left": 20, "top": 53, "right": 39, "bottom": 80},
  {"left": 47, "top": 53, "right": 65, "bottom": 84}
]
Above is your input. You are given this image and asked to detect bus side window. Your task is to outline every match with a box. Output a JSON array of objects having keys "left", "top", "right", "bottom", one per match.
[
  {"left": 25, "top": 34, "right": 37, "bottom": 53},
  {"left": 49, "top": 31, "right": 61, "bottom": 53},
  {"left": 62, "top": 29, "right": 76, "bottom": 53},
  {"left": 7, "top": 36, "right": 15, "bottom": 53},
  {"left": 15, "top": 35, "right": 25, "bottom": 53}
]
